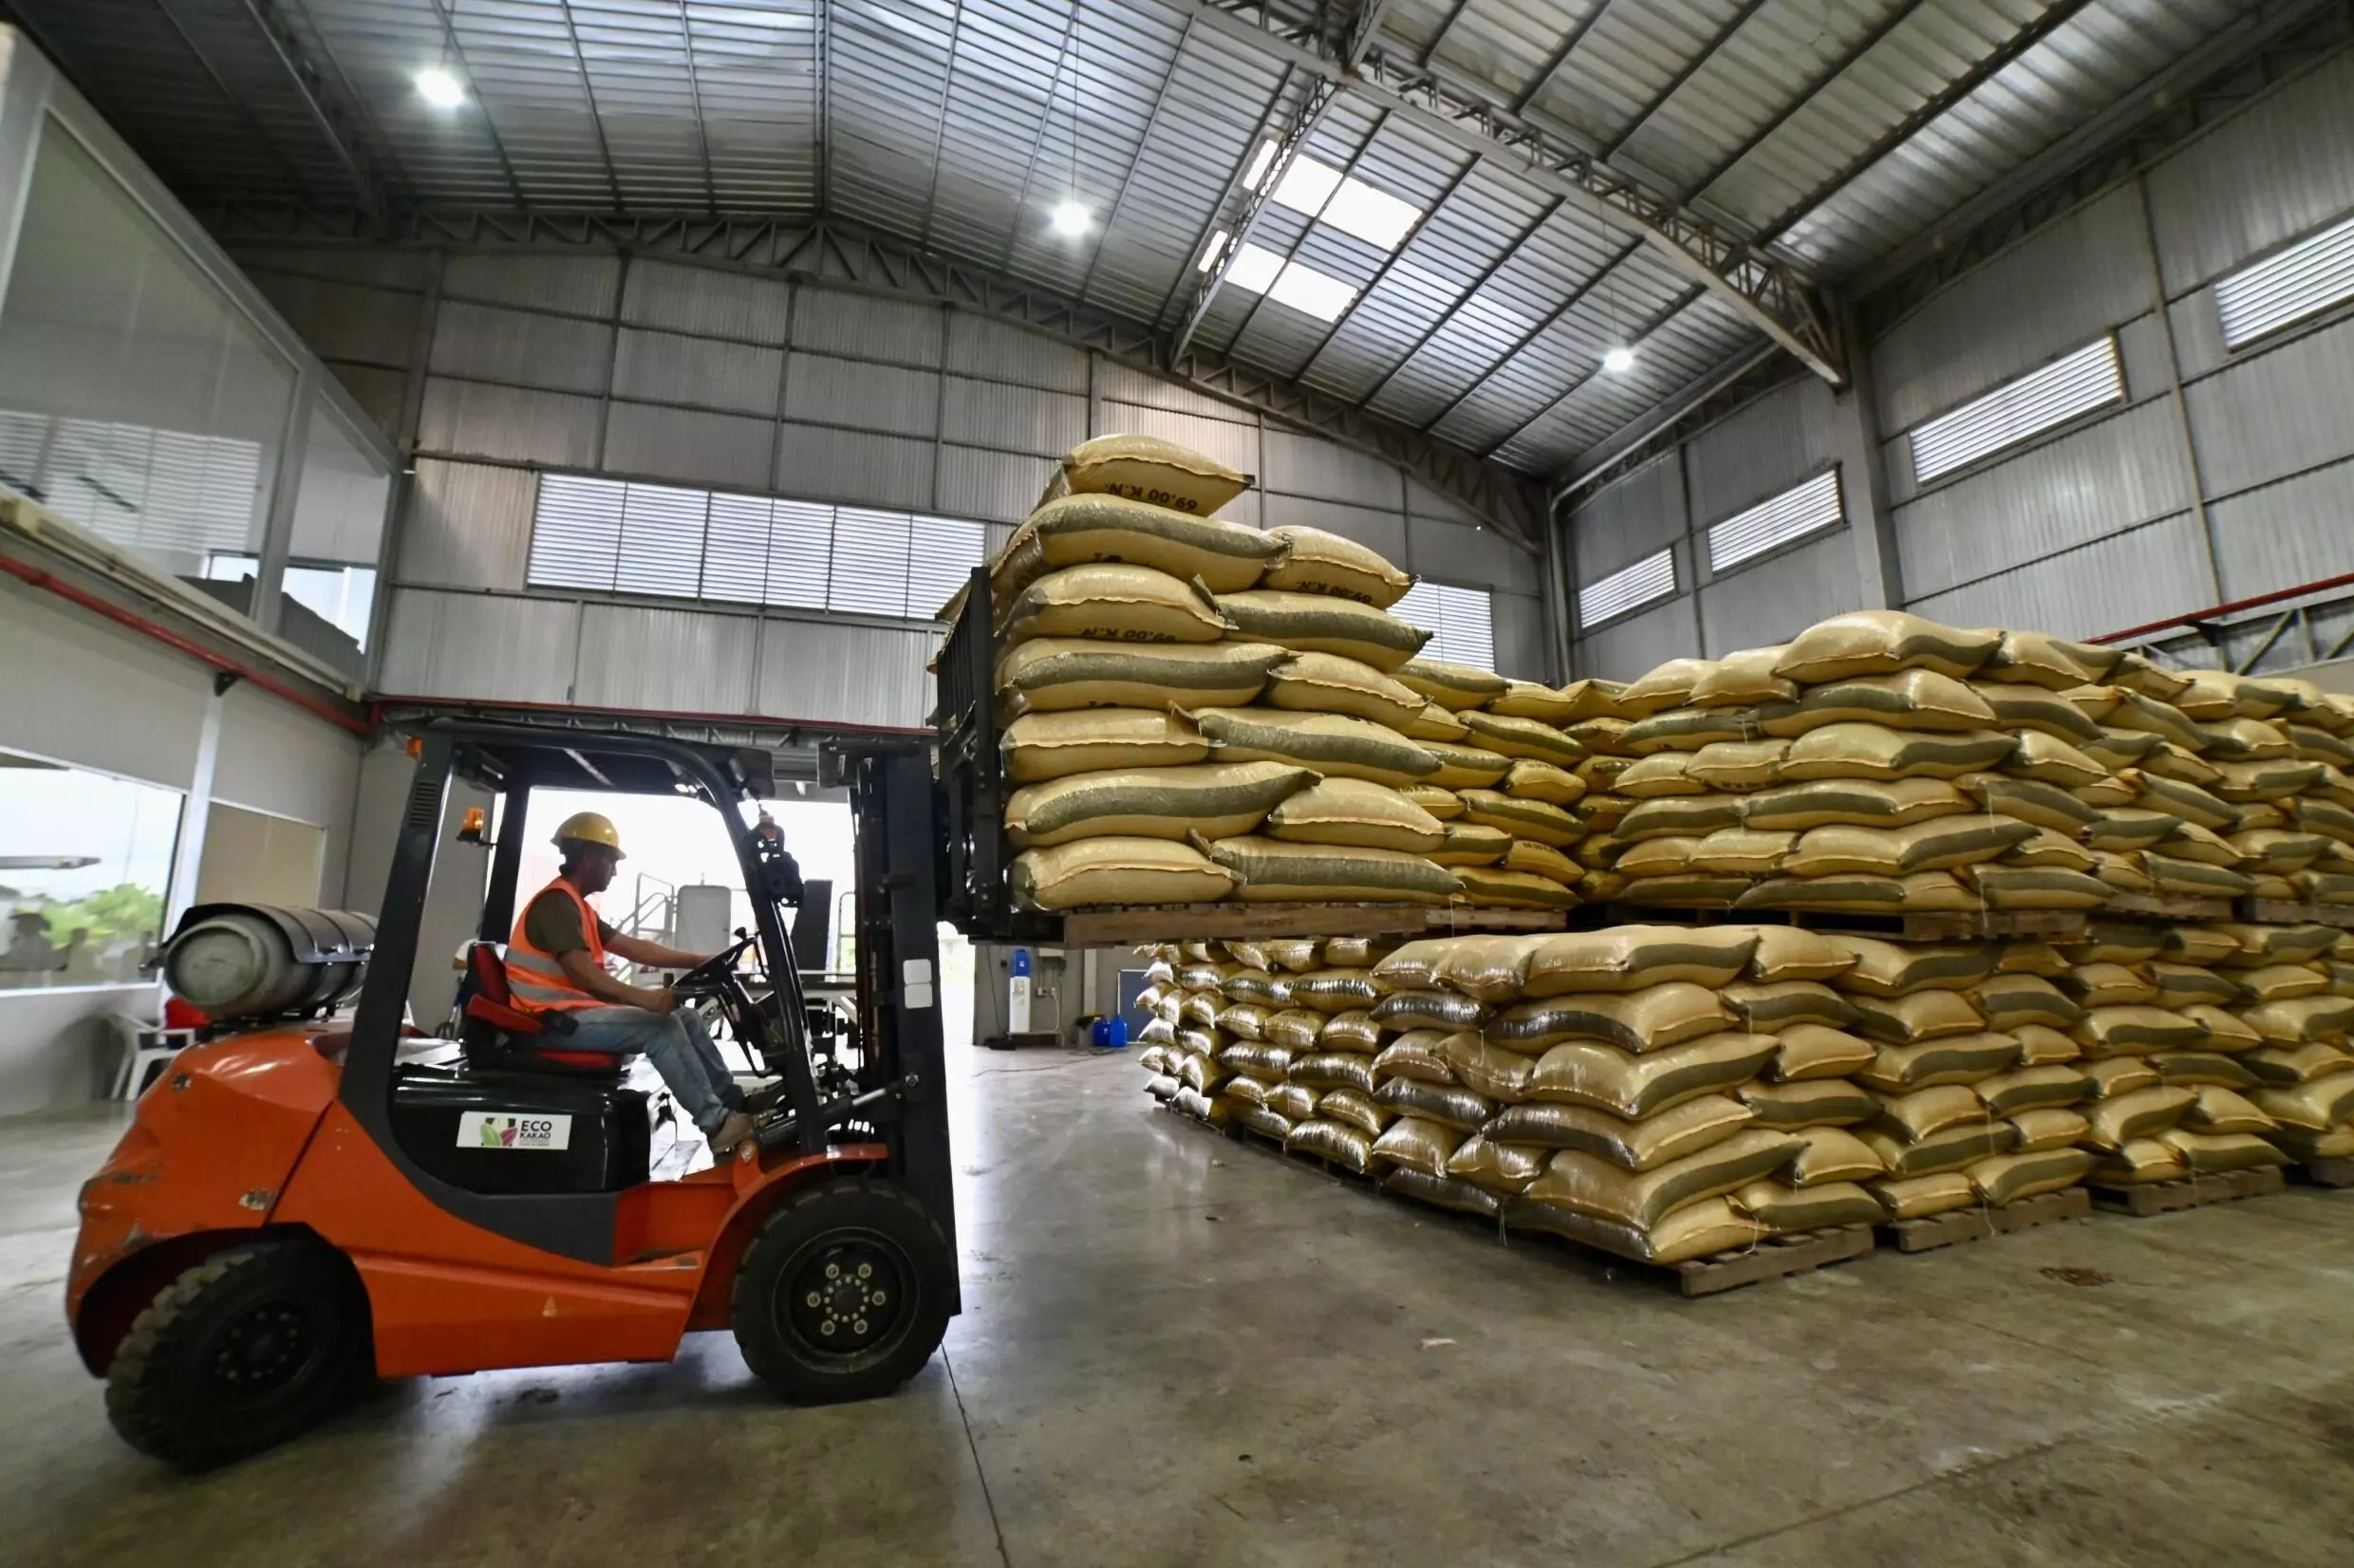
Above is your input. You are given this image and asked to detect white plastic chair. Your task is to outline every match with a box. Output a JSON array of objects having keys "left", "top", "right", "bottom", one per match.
[{"left": 110, "top": 1014, "right": 196, "bottom": 1100}]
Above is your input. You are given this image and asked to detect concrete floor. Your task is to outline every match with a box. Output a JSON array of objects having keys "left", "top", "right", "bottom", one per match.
[{"left": 7, "top": 1045, "right": 2354, "bottom": 1568}]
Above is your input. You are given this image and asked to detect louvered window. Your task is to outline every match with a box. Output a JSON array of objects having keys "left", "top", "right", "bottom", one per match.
[
  {"left": 1708, "top": 469, "right": 1842, "bottom": 572},
  {"left": 1392, "top": 581, "right": 1495, "bottom": 670},
  {"left": 1908, "top": 339, "right": 2123, "bottom": 483},
  {"left": 526, "top": 473, "right": 984, "bottom": 623},
  {"left": 1579, "top": 549, "right": 1675, "bottom": 629},
  {"left": 2215, "top": 212, "right": 2354, "bottom": 348}
]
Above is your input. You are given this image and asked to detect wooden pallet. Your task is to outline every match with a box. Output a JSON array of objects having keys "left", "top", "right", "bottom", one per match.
[
  {"left": 2236, "top": 899, "right": 2354, "bottom": 930},
  {"left": 1879, "top": 1186, "right": 2090, "bottom": 1254},
  {"left": 1059, "top": 900, "right": 1569, "bottom": 946},
  {"left": 2106, "top": 891, "right": 2236, "bottom": 922},
  {"left": 2292, "top": 1156, "right": 2354, "bottom": 1188},
  {"left": 1596, "top": 902, "right": 2086, "bottom": 942},
  {"left": 2089, "top": 1165, "right": 2285, "bottom": 1215}
]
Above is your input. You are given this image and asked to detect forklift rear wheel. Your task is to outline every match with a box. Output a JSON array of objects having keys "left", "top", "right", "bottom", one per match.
[
  {"left": 732, "top": 1179, "right": 953, "bottom": 1405},
  {"left": 104, "top": 1239, "right": 370, "bottom": 1471}
]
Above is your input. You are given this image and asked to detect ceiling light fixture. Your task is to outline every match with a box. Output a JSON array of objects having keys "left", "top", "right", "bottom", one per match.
[
  {"left": 1052, "top": 201, "right": 1092, "bottom": 237},
  {"left": 1603, "top": 345, "right": 1637, "bottom": 373},
  {"left": 1242, "top": 140, "right": 1279, "bottom": 192},
  {"left": 415, "top": 66, "right": 466, "bottom": 108}
]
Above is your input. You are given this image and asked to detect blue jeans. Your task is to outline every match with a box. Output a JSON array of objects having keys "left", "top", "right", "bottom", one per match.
[{"left": 564, "top": 1005, "right": 743, "bottom": 1135}]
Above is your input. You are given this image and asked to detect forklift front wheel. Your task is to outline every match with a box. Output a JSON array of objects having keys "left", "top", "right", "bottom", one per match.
[{"left": 731, "top": 1179, "right": 953, "bottom": 1405}]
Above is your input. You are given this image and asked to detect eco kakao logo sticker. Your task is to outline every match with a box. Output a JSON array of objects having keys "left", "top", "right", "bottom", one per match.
[{"left": 457, "top": 1111, "right": 573, "bottom": 1151}]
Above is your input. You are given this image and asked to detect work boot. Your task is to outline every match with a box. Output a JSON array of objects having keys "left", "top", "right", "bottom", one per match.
[
  {"left": 742, "top": 1079, "right": 791, "bottom": 1114},
  {"left": 707, "top": 1110, "right": 759, "bottom": 1160}
]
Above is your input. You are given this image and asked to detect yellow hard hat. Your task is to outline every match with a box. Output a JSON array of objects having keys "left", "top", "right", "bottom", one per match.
[{"left": 551, "top": 811, "right": 626, "bottom": 858}]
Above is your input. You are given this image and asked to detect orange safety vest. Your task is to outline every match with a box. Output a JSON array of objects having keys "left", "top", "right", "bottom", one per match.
[{"left": 505, "top": 878, "right": 611, "bottom": 1014}]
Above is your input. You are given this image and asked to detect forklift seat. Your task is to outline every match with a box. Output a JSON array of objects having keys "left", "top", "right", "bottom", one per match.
[{"left": 457, "top": 942, "right": 631, "bottom": 1078}]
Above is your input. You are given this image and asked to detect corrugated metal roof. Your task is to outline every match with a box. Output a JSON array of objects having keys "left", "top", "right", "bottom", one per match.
[{"left": 3, "top": 0, "right": 2280, "bottom": 480}]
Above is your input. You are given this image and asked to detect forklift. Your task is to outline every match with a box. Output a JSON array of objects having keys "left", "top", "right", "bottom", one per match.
[{"left": 65, "top": 718, "right": 961, "bottom": 1470}]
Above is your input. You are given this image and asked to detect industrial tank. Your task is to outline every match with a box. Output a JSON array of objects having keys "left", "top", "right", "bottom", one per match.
[{"left": 162, "top": 905, "right": 377, "bottom": 1022}]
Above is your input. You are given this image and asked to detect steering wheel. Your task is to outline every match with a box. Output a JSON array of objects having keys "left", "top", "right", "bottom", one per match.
[{"left": 672, "top": 928, "right": 759, "bottom": 993}]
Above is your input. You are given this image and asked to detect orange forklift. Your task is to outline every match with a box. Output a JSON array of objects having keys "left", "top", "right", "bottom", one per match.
[{"left": 65, "top": 719, "right": 962, "bottom": 1469}]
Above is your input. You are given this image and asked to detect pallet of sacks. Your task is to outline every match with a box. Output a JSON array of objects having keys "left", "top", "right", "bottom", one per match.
[
  {"left": 1560, "top": 610, "right": 2354, "bottom": 921},
  {"left": 981, "top": 433, "right": 1587, "bottom": 915}
]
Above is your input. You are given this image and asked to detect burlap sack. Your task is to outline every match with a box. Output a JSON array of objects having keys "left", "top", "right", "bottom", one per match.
[
  {"left": 996, "top": 637, "right": 1288, "bottom": 716},
  {"left": 1968, "top": 681, "right": 2104, "bottom": 742},
  {"left": 1788, "top": 1126, "right": 1886, "bottom": 1185},
  {"left": 1215, "top": 589, "right": 1429, "bottom": 671},
  {"left": 1738, "top": 1077, "right": 1879, "bottom": 1128},
  {"left": 1523, "top": 925, "right": 1758, "bottom": 994},
  {"left": 1454, "top": 866, "right": 1580, "bottom": 907},
  {"left": 1856, "top": 1032, "right": 2020, "bottom": 1091},
  {"left": 1383, "top": 1167, "right": 1505, "bottom": 1217},
  {"left": 1372, "top": 1031, "right": 1457, "bottom": 1085},
  {"left": 1503, "top": 757, "right": 1587, "bottom": 805},
  {"left": 1320, "top": 1011, "right": 1381, "bottom": 1052},
  {"left": 1779, "top": 724, "right": 2015, "bottom": 781},
  {"left": 1457, "top": 790, "right": 1582, "bottom": 848},
  {"left": 1741, "top": 777, "right": 1969, "bottom": 831},
  {"left": 1373, "top": 1078, "right": 1497, "bottom": 1131},
  {"left": 1011, "top": 837, "right": 1232, "bottom": 909},
  {"left": 1290, "top": 1051, "right": 1377, "bottom": 1093},
  {"left": 1759, "top": 670, "right": 1998, "bottom": 737},
  {"left": 1775, "top": 611, "right": 1999, "bottom": 683},
  {"left": 1523, "top": 1129, "right": 1804, "bottom": 1230},
  {"left": 1447, "top": 1135, "right": 1548, "bottom": 1193},
  {"left": 1264, "top": 777, "right": 1447, "bottom": 853},
  {"left": 1616, "top": 658, "right": 1712, "bottom": 718},
  {"left": 1485, "top": 1092, "right": 1754, "bottom": 1171},
  {"left": 1527, "top": 1034, "right": 1778, "bottom": 1118},
  {"left": 1689, "top": 647, "right": 1797, "bottom": 708},
  {"left": 2152, "top": 1051, "right": 2260, "bottom": 1088},
  {"left": 1980, "top": 629, "right": 2119, "bottom": 690},
  {"left": 1006, "top": 760, "right": 1312, "bottom": 846},
  {"left": 1729, "top": 1180, "right": 1882, "bottom": 1232},
  {"left": 1403, "top": 702, "right": 1474, "bottom": 742},
  {"left": 1001, "top": 709, "right": 1207, "bottom": 783},
  {"left": 1001, "top": 563, "right": 1233, "bottom": 646},
  {"left": 1261, "top": 650, "right": 1429, "bottom": 730},
  {"left": 1847, "top": 990, "right": 1989, "bottom": 1045},
  {"left": 1770, "top": 1023, "right": 1879, "bottom": 1082},
  {"left": 1285, "top": 1119, "right": 1375, "bottom": 1172},
  {"left": 1288, "top": 969, "right": 1388, "bottom": 1014},
  {"left": 1317, "top": 1087, "right": 1393, "bottom": 1136},
  {"left": 1490, "top": 983, "right": 1736, "bottom": 1054},
  {"left": 1420, "top": 741, "right": 1515, "bottom": 790},
  {"left": 1395, "top": 659, "right": 1509, "bottom": 711},
  {"left": 1487, "top": 680, "right": 1584, "bottom": 726},
  {"left": 1429, "top": 822, "right": 1513, "bottom": 866},
  {"left": 1975, "top": 1064, "right": 2092, "bottom": 1116},
  {"left": 2008, "top": 1107, "right": 2090, "bottom": 1151},
  {"left": 2180, "top": 1085, "right": 2273, "bottom": 1134},
  {"left": 1259, "top": 524, "right": 1413, "bottom": 607},
  {"left": 1684, "top": 739, "right": 1790, "bottom": 793},
  {"left": 1968, "top": 1148, "right": 2096, "bottom": 1204},
  {"left": 1859, "top": 1120, "right": 2016, "bottom": 1178},
  {"left": 1373, "top": 1115, "right": 1468, "bottom": 1175},
  {"left": 1187, "top": 707, "right": 1440, "bottom": 787},
  {"left": 1459, "top": 711, "right": 1588, "bottom": 767},
  {"left": 1722, "top": 980, "right": 1860, "bottom": 1033},
  {"left": 1018, "top": 491, "right": 1277, "bottom": 591},
  {"left": 1507, "top": 1195, "right": 1766, "bottom": 1265},
  {"left": 1400, "top": 783, "right": 1465, "bottom": 821}
]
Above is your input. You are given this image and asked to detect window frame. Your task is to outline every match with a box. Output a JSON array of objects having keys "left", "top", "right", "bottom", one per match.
[
  {"left": 1577, "top": 547, "right": 1677, "bottom": 632},
  {"left": 1904, "top": 336, "right": 2126, "bottom": 488},
  {"left": 1705, "top": 467, "right": 1844, "bottom": 577}
]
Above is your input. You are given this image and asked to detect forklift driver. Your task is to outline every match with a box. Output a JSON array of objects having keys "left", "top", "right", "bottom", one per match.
[{"left": 506, "top": 812, "right": 760, "bottom": 1157}]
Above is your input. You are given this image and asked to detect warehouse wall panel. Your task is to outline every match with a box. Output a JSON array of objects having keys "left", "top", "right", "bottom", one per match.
[
  {"left": 244, "top": 272, "right": 420, "bottom": 368},
  {"left": 790, "top": 292, "right": 942, "bottom": 367},
  {"left": 755, "top": 620, "right": 934, "bottom": 730},
  {"left": 377, "top": 589, "right": 582, "bottom": 704},
  {"left": 1405, "top": 478, "right": 1477, "bottom": 527},
  {"left": 1907, "top": 513, "right": 2211, "bottom": 642},
  {"left": 441, "top": 252, "right": 620, "bottom": 317},
  {"left": 1263, "top": 428, "right": 1403, "bottom": 511},
  {"left": 1892, "top": 398, "right": 2195, "bottom": 602},
  {"left": 328, "top": 364, "right": 409, "bottom": 444},
  {"left": 773, "top": 422, "right": 936, "bottom": 511},
  {"left": 396, "top": 458, "right": 537, "bottom": 591},
  {"left": 417, "top": 378, "right": 601, "bottom": 468},
  {"left": 428, "top": 301, "right": 613, "bottom": 395},
  {"left": 1575, "top": 593, "right": 1701, "bottom": 682},
  {"left": 1699, "top": 531, "right": 1864, "bottom": 657},
  {"left": 1410, "top": 515, "right": 1529, "bottom": 587},
  {"left": 784, "top": 352, "right": 940, "bottom": 438},
  {"left": 605, "top": 401, "right": 775, "bottom": 492},
  {"left": 2143, "top": 48, "right": 2354, "bottom": 295},
  {"left": 945, "top": 312, "right": 1089, "bottom": 392},
  {"left": 1093, "top": 359, "right": 1252, "bottom": 421},
  {"left": 573, "top": 604, "right": 759, "bottom": 715},
  {"left": 938, "top": 444, "right": 1050, "bottom": 525},
  {"left": 611, "top": 327, "right": 783, "bottom": 416},
  {"left": 1569, "top": 452, "right": 1685, "bottom": 580},
  {"left": 1488, "top": 590, "right": 1547, "bottom": 681},
  {"left": 2208, "top": 463, "right": 2354, "bottom": 601},
  {"left": 2183, "top": 314, "right": 2354, "bottom": 500},
  {"left": 941, "top": 377, "right": 1086, "bottom": 457},
  {"left": 210, "top": 686, "right": 361, "bottom": 906},
  {"left": 1683, "top": 377, "right": 1840, "bottom": 530},
  {"left": 621, "top": 258, "right": 793, "bottom": 342},
  {"left": 1873, "top": 189, "right": 2155, "bottom": 436}
]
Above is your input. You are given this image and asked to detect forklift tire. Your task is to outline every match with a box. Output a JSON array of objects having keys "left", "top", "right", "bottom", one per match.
[
  {"left": 731, "top": 1179, "right": 953, "bottom": 1405},
  {"left": 104, "top": 1240, "right": 370, "bottom": 1471}
]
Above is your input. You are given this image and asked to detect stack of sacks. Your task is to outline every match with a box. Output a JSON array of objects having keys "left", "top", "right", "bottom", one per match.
[
  {"left": 1389, "top": 665, "right": 1598, "bottom": 910},
  {"left": 991, "top": 434, "right": 1504, "bottom": 912},
  {"left": 1583, "top": 616, "right": 2122, "bottom": 914},
  {"left": 2098, "top": 918, "right": 2347, "bottom": 1181},
  {"left": 1565, "top": 612, "right": 2354, "bottom": 916},
  {"left": 1795, "top": 936, "right": 2099, "bottom": 1221},
  {"left": 1361, "top": 927, "right": 1831, "bottom": 1263},
  {"left": 2251, "top": 924, "right": 2354, "bottom": 1167}
]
